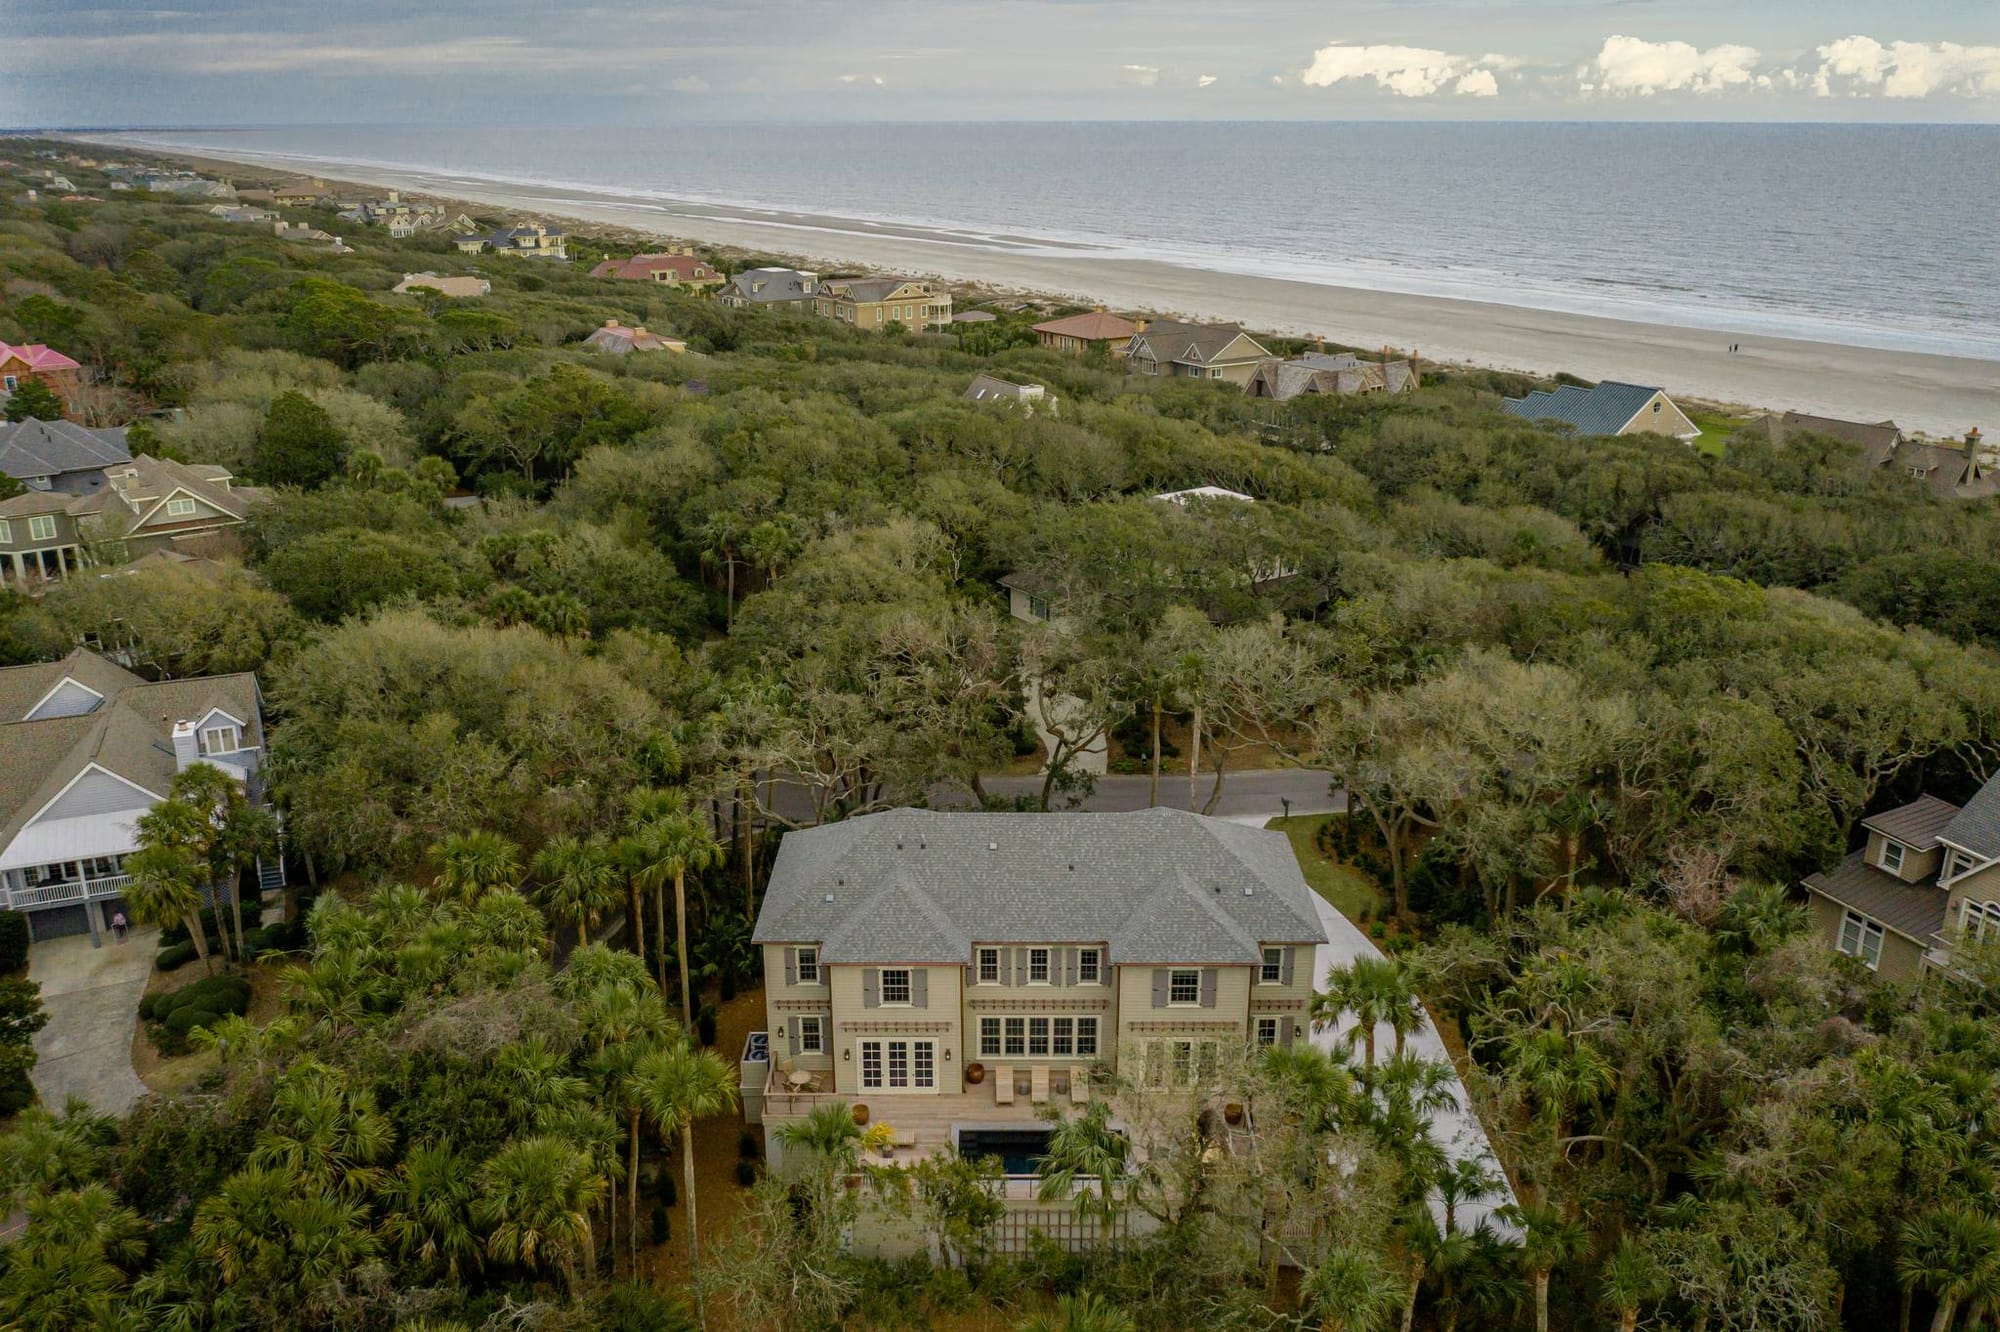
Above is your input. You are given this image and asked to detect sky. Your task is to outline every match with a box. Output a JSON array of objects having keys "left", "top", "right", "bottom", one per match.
[{"left": 5, "top": 0, "right": 2000, "bottom": 126}]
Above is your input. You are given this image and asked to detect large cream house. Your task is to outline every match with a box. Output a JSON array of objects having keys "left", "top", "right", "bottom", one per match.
[
  {"left": 1805, "top": 773, "right": 2000, "bottom": 982},
  {"left": 748, "top": 808, "right": 1327, "bottom": 1166},
  {"left": 811, "top": 277, "right": 953, "bottom": 333}
]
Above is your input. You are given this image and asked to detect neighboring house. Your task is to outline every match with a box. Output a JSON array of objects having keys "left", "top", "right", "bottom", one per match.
[
  {"left": 1125, "top": 320, "right": 1274, "bottom": 387},
  {"left": 1759, "top": 411, "right": 1903, "bottom": 465},
  {"left": 719, "top": 266, "right": 818, "bottom": 310},
  {"left": 590, "top": 251, "right": 725, "bottom": 291},
  {"left": 1805, "top": 776, "right": 2000, "bottom": 982},
  {"left": 1248, "top": 350, "right": 1418, "bottom": 402},
  {"left": 1890, "top": 440, "right": 1999, "bottom": 502},
  {"left": 812, "top": 277, "right": 953, "bottom": 333},
  {"left": 582, "top": 320, "right": 686, "bottom": 355},
  {"left": 209, "top": 204, "right": 277, "bottom": 224},
  {"left": 0, "top": 648, "right": 271, "bottom": 945},
  {"left": 1501, "top": 381, "right": 1701, "bottom": 440},
  {"left": 1153, "top": 486, "right": 1256, "bottom": 505},
  {"left": 393, "top": 272, "right": 492, "bottom": 298},
  {"left": 1033, "top": 309, "right": 1138, "bottom": 357},
  {"left": 748, "top": 808, "right": 1328, "bottom": 1168},
  {"left": 0, "top": 455, "right": 262, "bottom": 585},
  {"left": 273, "top": 220, "right": 341, "bottom": 246},
  {"left": 271, "top": 179, "right": 328, "bottom": 206},
  {"left": 137, "top": 174, "right": 235, "bottom": 199},
  {"left": 0, "top": 343, "right": 84, "bottom": 410},
  {"left": 453, "top": 223, "right": 568, "bottom": 260},
  {"left": 0, "top": 419, "right": 130, "bottom": 495},
  {"left": 963, "top": 375, "right": 1053, "bottom": 414}
]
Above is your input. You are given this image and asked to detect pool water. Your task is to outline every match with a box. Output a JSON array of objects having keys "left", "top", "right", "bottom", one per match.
[{"left": 957, "top": 1127, "right": 1055, "bottom": 1177}]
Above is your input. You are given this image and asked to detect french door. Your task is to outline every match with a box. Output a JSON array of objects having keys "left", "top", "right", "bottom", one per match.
[{"left": 858, "top": 1038, "right": 938, "bottom": 1092}]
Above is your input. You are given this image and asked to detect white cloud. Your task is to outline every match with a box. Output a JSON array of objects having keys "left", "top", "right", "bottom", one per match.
[
  {"left": 1812, "top": 36, "right": 2000, "bottom": 99},
  {"left": 669, "top": 75, "right": 708, "bottom": 94},
  {"left": 1587, "top": 35, "right": 1761, "bottom": 96},
  {"left": 1301, "top": 43, "right": 1507, "bottom": 98},
  {"left": 1196, "top": 73, "right": 1217, "bottom": 88},
  {"left": 1120, "top": 63, "right": 1161, "bottom": 87}
]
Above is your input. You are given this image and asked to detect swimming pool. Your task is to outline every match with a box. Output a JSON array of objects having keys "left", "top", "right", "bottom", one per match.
[{"left": 956, "top": 1127, "right": 1056, "bottom": 1177}]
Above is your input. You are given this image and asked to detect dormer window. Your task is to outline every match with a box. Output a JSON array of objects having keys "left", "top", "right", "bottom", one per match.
[
  {"left": 1880, "top": 841, "right": 1905, "bottom": 874},
  {"left": 199, "top": 722, "right": 242, "bottom": 755},
  {"left": 166, "top": 498, "right": 198, "bottom": 517}
]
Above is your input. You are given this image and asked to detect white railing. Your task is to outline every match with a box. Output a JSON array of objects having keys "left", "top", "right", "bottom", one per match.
[{"left": 3, "top": 874, "right": 133, "bottom": 911}]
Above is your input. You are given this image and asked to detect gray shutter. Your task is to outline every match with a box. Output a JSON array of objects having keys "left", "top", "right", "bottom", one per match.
[
  {"left": 784, "top": 948, "right": 798, "bottom": 987},
  {"left": 1152, "top": 968, "right": 1168, "bottom": 1009},
  {"left": 1000, "top": 949, "right": 1013, "bottom": 986},
  {"left": 1280, "top": 947, "right": 1295, "bottom": 987},
  {"left": 1279, "top": 1016, "right": 1295, "bottom": 1048},
  {"left": 1057, "top": 949, "right": 1071, "bottom": 987},
  {"left": 863, "top": 968, "right": 879, "bottom": 1008},
  {"left": 788, "top": 1022, "right": 800, "bottom": 1057},
  {"left": 1199, "top": 969, "right": 1218, "bottom": 1008},
  {"left": 911, "top": 969, "right": 928, "bottom": 1009},
  {"left": 1015, "top": 948, "right": 1028, "bottom": 985}
]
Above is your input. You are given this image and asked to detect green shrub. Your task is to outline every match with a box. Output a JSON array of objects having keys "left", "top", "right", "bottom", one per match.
[
  {"left": 733, "top": 1159, "right": 758, "bottom": 1187},
  {"left": 164, "top": 1007, "right": 220, "bottom": 1036},
  {"left": 1369, "top": 921, "right": 1387, "bottom": 940},
  {"left": 156, "top": 941, "right": 199, "bottom": 972},
  {"left": 0, "top": 911, "right": 28, "bottom": 975},
  {"left": 597, "top": 1283, "right": 695, "bottom": 1332}
]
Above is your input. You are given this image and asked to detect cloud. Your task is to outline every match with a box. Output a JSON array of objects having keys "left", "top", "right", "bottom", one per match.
[
  {"left": 1584, "top": 35, "right": 1761, "bottom": 96},
  {"left": 1119, "top": 63, "right": 1160, "bottom": 87},
  {"left": 669, "top": 75, "right": 708, "bottom": 94},
  {"left": 1196, "top": 73, "right": 1217, "bottom": 88},
  {"left": 1301, "top": 43, "right": 1508, "bottom": 98},
  {"left": 1812, "top": 36, "right": 2000, "bottom": 98}
]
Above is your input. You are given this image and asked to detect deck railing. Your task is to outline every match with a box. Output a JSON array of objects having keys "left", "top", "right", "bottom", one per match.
[{"left": 4, "top": 873, "right": 134, "bottom": 911}]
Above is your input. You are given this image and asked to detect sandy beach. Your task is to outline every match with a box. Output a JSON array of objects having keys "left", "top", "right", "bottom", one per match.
[{"left": 89, "top": 137, "right": 2000, "bottom": 438}]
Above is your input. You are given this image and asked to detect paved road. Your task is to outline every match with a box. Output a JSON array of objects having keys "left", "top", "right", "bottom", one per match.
[
  {"left": 28, "top": 929, "right": 156, "bottom": 1115},
  {"left": 765, "top": 768, "right": 1343, "bottom": 824}
]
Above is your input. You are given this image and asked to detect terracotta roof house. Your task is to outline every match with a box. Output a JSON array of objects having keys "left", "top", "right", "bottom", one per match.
[
  {"left": 963, "top": 375, "right": 1053, "bottom": 414},
  {"left": 0, "top": 419, "right": 130, "bottom": 496},
  {"left": 1033, "top": 309, "right": 1139, "bottom": 357},
  {"left": 0, "top": 647, "right": 272, "bottom": 945},
  {"left": 1502, "top": 381, "right": 1700, "bottom": 441},
  {"left": 812, "top": 277, "right": 953, "bottom": 333},
  {"left": 1805, "top": 777, "right": 2000, "bottom": 982},
  {"left": 590, "top": 251, "right": 725, "bottom": 291},
  {"left": 0, "top": 456, "right": 263, "bottom": 587},
  {"left": 747, "top": 808, "right": 1327, "bottom": 1168},
  {"left": 583, "top": 320, "right": 687, "bottom": 355},
  {"left": 719, "top": 266, "right": 818, "bottom": 310},
  {"left": 0, "top": 343, "right": 84, "bottom": 412},
  {"left": 453, "top": 223, "right": 567, "bottom": 260},
  {"left": 393, "top": 272, "right": 492, "bottom": 298},
  {"left": 1248, "top": 351, "right": 1419, "bottom": 402},
  {"left": 1125, "top": 320, "right": 1274, "bottom": 388}
]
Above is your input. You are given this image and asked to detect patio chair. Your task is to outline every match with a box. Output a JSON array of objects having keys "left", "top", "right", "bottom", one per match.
[
  {"left": 1030, "top": 1065, "right": 1051, "bottom": 1104},
  {"left": 1069, "top": 1065, "right": 1089, "bottom": 1103},
  {"left": 993, "top": 1065, "right": 1015, "bottom": 1105}
]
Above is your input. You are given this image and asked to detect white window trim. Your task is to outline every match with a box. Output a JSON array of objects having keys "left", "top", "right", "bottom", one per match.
[
  {"left": 1255, "top": 1016, "right": 1280, "bottom": 1046},
  {"left": 977, "top": 947, "right": 999, "bottom": 984},
  {"left": 199, "top": 722, "right": 243, "bottom": 756},
  {"left": 858, "top": 1037, "right": 937, "bottom": 1092},
  {"left": 878, "top": 967, "right": 912, "bottom": 1006},
  {"left": 797, "top": 1015, "right": 823, "bottom": 1053},
  {"left": 1837, "top": 910, "right": 1885, "bottom": 970},
  {"left": 1259, "top": 947, "right": 1284, "bottom": 985},
  {"left": 1880, "top": 841, "right": 1905, "bottom": 874},
  {"left": 1168, "top": 968, "right": 1201, "bottom": 1007},
  {"left": 1077, "top": 948, "right": 1101, "bottom": 984},
  {"left": 1028, "top": 947, "right": 1051, "bottom": 985},
  {"left": 979, "top": 1014, "right": 1097, "bottom": 1059},
  {"left": 165, "top": 497, "right": 199, "bottom": 517},
  {"left": 1962, "top": 899, "right": 2000, "bottom": 944},
  {"left": 28, "top": 515, "right": 57, "bottom": 541},
  {"left": 795, "top": 946, "right": 820, "bottom": 986}
]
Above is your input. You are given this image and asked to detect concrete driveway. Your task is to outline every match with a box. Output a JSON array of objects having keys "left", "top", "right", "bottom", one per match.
[{"left": 27, "top": 929, "right": 156, "bottom": 1116}]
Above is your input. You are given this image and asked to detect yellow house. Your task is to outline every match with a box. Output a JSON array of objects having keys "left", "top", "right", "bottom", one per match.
[{"left": 812, "top": 277, "right": 953, "bottom": 333}]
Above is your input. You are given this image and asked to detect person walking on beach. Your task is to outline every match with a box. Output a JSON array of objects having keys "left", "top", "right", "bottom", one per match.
[{"left": 111, "top": 911, "right": 128, "bottom": 942}]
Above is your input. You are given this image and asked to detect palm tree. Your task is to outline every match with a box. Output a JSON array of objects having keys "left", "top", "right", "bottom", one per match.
[
  {"left": 1503, "top": 1028, "right": 1615, "bottom": 1132},
  {"left": 473, "top": 1135, "right": 607, "bottom": 1290},
  {"left": 192, "top": 1165, "right": 301, "bottom": 1286},
  {"left": 0, "top": 1098, "right": 116, "bottom": 1208},
  {"left": 578, "top": 982, "right": 671, "bottom": 1275},
  {"left": 627, "top": 791, "right": 722, "bottom": 1026},
  {"left": 1900, "top": 1205, "right": 2000, "bottom": 1332},
  {"left": 1599, "top": 1234, "right": 1665, "bottom": 1332},
  {"left": 530, "top": 834, "right": 622, "bottom": 948},
  {"left": 249, "top": 1060, "right": 394, "bottom": 1198},
  {"left": 1036, "top": 1100, "right": 1130, "bottom": 1237},
  {"left": 1313, "top": 957, "right": 1421, "bottom": 1067},
  {"left": 772, "top": 1101, "right": 865, "bottom": 1172},
  {"left": 1260, "top": 1043, "right": 1362, "bottom": 1132},
  {"left": 430, "top": 830, "right": 522, "bottom": 904},
  {"left": 1305, "top": 1246, "right": 1404, "bottom": 1332},
  {"left": 167, "top": 761, "right": 274, "bottom": 963},
  {"left": 1502, "top": 1200, "right": 1589, "bottom": 1332},
  {"left": 133, "top": 793, "right": 235, "bottom": 963},
  {"left": 124, "top": 843, "right": 213, "bottom": 974},
  {"left": 632, "top": 1035, "right": 739, "bottom": 1282},
  {"left": 1, "top": 1184, "right": 150, "bottom": 1331},
  {"left": 380, "top": 1144, "right": 481, "bottom": 1282},
  {"left": 1434, "top": 1156, "right": 1500, "bottom": 1236},
  {"left": 1016, "top": 1291, "right": 1139, "bottom": 1332}
]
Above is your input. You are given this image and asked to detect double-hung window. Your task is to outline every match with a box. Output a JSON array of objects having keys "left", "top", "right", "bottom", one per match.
[
  {"left": 1028, "top": 1018, "right": 1050, "bottom": 1056},
  {"left": 1075, "top": 1017, "right": 1099, "bottom": 1056},
  {"left": 1880, "top": 841, "right": 1905, "bottom": 874},
  {"left": 27, "top": 515, "right": 55, "bottom": 541},
  {"left": 1003, "top": 1017, "right": 1025, "bottom": 1056},
  {"left": 797, "top": 1016, "right": 823, "bottom": 1053},
  {"left": 1028, "top": 948, "right": 1050, "bottom": 984},
  {"left": 199, "top": 722, "right": 242, "bottom": 755},
  {"left": 879, "top": 968, "right": 911, "bottom": 1005},
  {"left": 1963, "top": 900, "right": 2000, "bottom": 944},
  {"left": 1837, "top": 911, "right": 1885, "bottom": 969},
  {"left": 165, "top": 497, "right": 198, "bottom": 518},
  {"left": 980, "top": 1017, "right": 1002, "bottom": 1057},
  {"left": 1077, "top": 948, "right": 1100, "bottom": 984},
  {"left": 977, "top": 947, "right": 999, "bottom": 984},
  {"left": 1168, "top": 969, "right": 1201, "bottom": 1006},
  {"left": 1259, "top": 947, "right": 1284, "bottom": 984},
  {"left": 1255, "top": 1016, "right": 1280, "bottom": 1046},
  {"left": 795, "top": 946, "right": 819, "bottom": 985}
]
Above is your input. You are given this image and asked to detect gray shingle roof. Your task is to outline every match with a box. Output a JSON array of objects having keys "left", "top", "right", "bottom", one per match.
[
  {"left": 725, "top": 267, "right": 814, "bottom": 303},
  {"left": 0, "top": 419, "right": 130, "bottom": 487},
  {"left": 1128, "top": 320, "right": 1271, "bottom": 368},
  {"left": 1942, "top": 772, "right": 2000, "bottom": 861},
  {"left": 755, "top": 808, "right": 1327, "bottom": 965},
  {"left": 1863, "top": 795, "right": 1961, "bottom": 851},
  {"left": 1804, "top": 850, "right": 1946, "bottom": 943},
  {"left": 1502, "top": 381, "right": 1665, "bottom": 437}
]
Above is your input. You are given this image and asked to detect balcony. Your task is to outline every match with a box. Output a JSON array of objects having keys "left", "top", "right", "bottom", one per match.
[{"left": 5, "top": 873, "right": 132, "bottom": 911}]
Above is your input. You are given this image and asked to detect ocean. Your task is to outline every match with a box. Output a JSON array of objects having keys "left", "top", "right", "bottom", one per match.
[{"left": 112, "top": 121, "right": 2000, "bottom": 361}]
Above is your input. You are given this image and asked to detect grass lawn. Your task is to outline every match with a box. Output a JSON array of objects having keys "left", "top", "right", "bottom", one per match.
[
  {"left": 1687, "top": 409, "right": 1755, "bottom": 459},
  {"left": 1267, "top": 813, "right": 1387, "bottom": 926}
]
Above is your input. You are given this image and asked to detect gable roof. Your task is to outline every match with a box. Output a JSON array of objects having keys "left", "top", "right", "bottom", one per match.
[
  {"left": 0, "top": 419, "right": 130, "bottom": 484},
  {"left": 1502, "top": 381, "right": 1674, "bottom": 437},
  {"left": 583, "top": 321, "right": 685, "bottom": 354},
  {"left": 725, "top": 267, "right": 815, "bottom": 303},
  {"left": 590, "top": 253, "right": 719, "bottom": 282},
  {"left": 1863, "top": 795, "right": 1962, "bottom": 852},
  {"left": 1941, "top": 772, "right": 2000, "bottom": 861},
  {"left": 1763, "top": 411, "right": 1903, "bottom": 466},
  {"left": 88, "top": 455, "right": 259, "bottom": 535},
  {"left": 0, "top": 648, "right": 143, "bottom": 723},
  {"left": 754, "top": 808, "right": 1328, "bottom": 965},
  {"left": 963, "top": 374, "right": 1044, "bottom": 404},
  {"left": 0, "top": 343, "right": 81, "bottom": 374},
  {"left": 1128, "top": 320, "right": 1272, "bottom": 367},
  {"left": 823, "top": 277, "right": 934, "bottom": 304},
  {"left": 1804, "top": 851, "right": 1946, "bottom": 944},
  {"left": 1896, "top": 441, "right": 2000, "bottom": 502},
  {"left": 1033, "top": 310, "right": 1139, "bottom": 342}
]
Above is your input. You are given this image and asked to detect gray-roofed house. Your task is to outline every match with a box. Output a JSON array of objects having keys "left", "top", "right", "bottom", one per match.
[
  {"left": 1247, "top": 349, "right": 1419, "bottom": 402},
  {"left": 1758, "top": 411, "right": 1904, "bottom": 466},
  {"left": 1502, "top": 381, "right": 1701, "bottom": 441},
  {"left": 1804, "top": 776, "right": 2000, "bottom": 981},
  {"left": 0, "top": 648, "right": 273, "bottom": 946},
  {"left": 0, "top": 418, "right": 131, "bottom": 496},
  {"left": 811, "top": 276, "right": 953, "bottom": 332},
  {"left": 1893, "top": 440, "right": 2000, "bottom": 502},
  {"left": 452, "top": 223, "right": 567, "bottom": 260},
  {"left": 962, "top": 374, "right": 1053, "bottom": 415},
  {"left": 718, "top": 266, "right": 819, "bottom": 311},
  {"left": 0, "top": 455, "right": 264, "bottom": 587},
  {"left": 750, "top": 808, "right": 1327, "bottom": 1164},
  {"left": 1125, "top": 320, "right": 1274, "bottom": 388}
]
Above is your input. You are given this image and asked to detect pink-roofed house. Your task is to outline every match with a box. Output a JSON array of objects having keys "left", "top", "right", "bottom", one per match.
[
  {"left": 0, "top": 344, "right": 83, "bottom": 414},
  {"left": 589, "top": 251, "right": 725, "bottom": 292}
]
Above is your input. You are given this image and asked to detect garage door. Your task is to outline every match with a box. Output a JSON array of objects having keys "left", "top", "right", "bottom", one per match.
[{"left": 31, "top": 904, "right": 90, "bottom": 941}]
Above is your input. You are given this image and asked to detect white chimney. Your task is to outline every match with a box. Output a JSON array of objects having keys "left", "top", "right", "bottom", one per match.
[{"left": 171, "top": 720, "right": 200, "bottom": 770}]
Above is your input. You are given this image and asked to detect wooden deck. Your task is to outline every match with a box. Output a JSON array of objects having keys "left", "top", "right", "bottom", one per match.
[{"left": 761, "top": 1063, "right": 1091, "bottom": 1149}]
